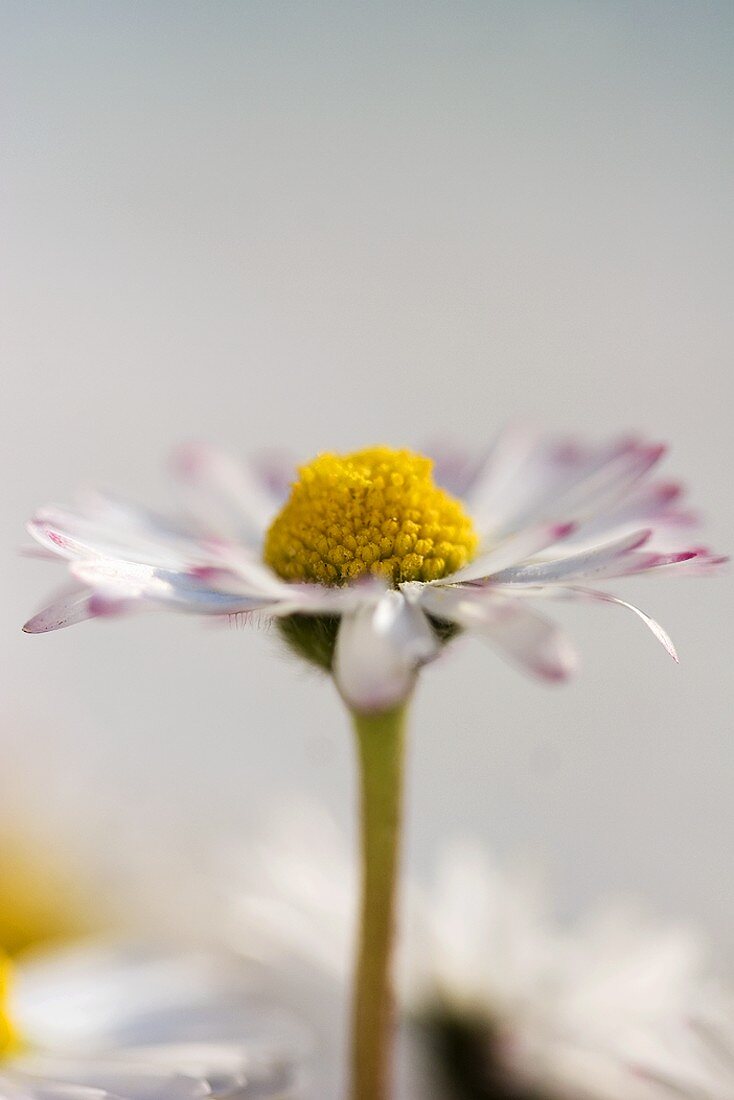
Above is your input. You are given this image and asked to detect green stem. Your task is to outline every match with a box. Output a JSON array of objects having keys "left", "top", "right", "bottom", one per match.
[{"left": 350, "top": 702, "right": 409, "bottom": 1100}]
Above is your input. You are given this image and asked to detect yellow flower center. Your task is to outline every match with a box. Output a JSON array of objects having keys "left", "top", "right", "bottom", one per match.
[
  {"left": 264, "top": 446, "right": 478, "bottom": 586},
  {"left": 0, "top": 830, "right": 94, "bottom": 956},
  {"left": 0, "top": 955, "right": 19, "bottom": 1057}
]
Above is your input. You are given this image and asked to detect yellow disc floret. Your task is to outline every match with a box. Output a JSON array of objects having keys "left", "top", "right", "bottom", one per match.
[
  {"left": 264, "top": 446, "right": 478, "bottom": 586},
  {"left": 0, "top": 955, "right": 19, "bottom": 1056}
]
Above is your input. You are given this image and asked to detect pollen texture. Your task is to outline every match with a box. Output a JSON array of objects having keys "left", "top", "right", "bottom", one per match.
[{"left": 264, "top": 447, "right": 478, "bottom": 586}]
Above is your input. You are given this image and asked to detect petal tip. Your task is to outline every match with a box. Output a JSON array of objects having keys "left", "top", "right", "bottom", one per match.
[
  {"left": 631, "top": 528, "right": 654, "bottom": 550},
  {"left": 553, "top": 521, "right": 577, "bottom": 539},
  {"left": 538, "top": 664, "right": 574, "bottom": 684},
  {"left": 170, "top": 441, "right": 210, "bottom": 479},
  {"left": 22, "top": 615, "right": 54, "bottom": 634},
  {"left": 639, "top": 441, "right": 667, "bottom": 464}
]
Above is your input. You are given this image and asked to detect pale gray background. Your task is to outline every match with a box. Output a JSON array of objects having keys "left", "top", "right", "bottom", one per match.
[{"left": 2, "top": 0, "right": 733, "bottom": 966}]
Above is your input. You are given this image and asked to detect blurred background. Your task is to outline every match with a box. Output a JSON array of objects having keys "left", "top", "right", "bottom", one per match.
[{"left": 1, "top": 0, "right": 732, "bottom": 1022}]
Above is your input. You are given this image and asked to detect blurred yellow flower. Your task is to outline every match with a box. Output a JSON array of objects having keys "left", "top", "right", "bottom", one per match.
[
  {"left": 0, "top": 831, "right": 92, "bottom": 957},
  {"left": 0, "top": 955, "right": 19, "bottom": 1054}
]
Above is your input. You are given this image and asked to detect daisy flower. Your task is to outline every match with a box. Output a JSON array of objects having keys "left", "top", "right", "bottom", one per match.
[
  {"left": 23, "top": 431, "right": 724, "bottom": 709},
  {"left": 23, "top": 428, "right": 725, "bottom": 1100},
  {"left": 0, "top": 941, "right": 302, "bottom": 1099}
]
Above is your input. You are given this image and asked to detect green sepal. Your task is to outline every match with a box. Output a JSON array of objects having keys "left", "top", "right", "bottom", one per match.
[{"left": 275, "top": 612, "right": 461, "bottom": 672}]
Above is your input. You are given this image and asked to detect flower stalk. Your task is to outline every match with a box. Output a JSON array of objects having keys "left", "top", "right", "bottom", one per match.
[{"left": 350, "top": 702, "right": 409, "bottom": 1100}]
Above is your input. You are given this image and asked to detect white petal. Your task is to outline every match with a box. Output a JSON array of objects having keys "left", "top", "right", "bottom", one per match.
[
  {"left": 13, "top": 943, "right": 256, "bottom": 1051},
  {"left": 188, "top": 565, "right": 385, "bottom": 612},
  {"left": 647, "top": 550, "right": 728, "bottom": 576},
  {"left": 171, "top": 443, "right": 279, "bottom": 544},
  {"left": 23, "top": 587, "right": 101, "bottom": 634},
  {"left": 534, "top": 585, "right": 679, "bottom": 662},
  {"left": 69, "top": 558, "right": 375, "bottom": 620},
  {"left": 30, "top": 503, "right": 308, "bottom": 603},
  {"left": 439, "top": 522, "right": 576, "bottom": 584},
  {"left": 269, "top": 576, "right": 389, "bottom": 617},
  {"left": 0, "top": 1077, "right": 118, "bottom": 1100},
  {"left": 464, "top": 422, "right": 542, "bottom": 533},
  {"left": 69, "top": 561, "right": 284, "bottom": 616},
  {"left": 107, "top": 1043, "right": 297, "bottom": 1099},
  {"left": 521, "top": 441, "right": 666, "bottom": 532},
  {"left": 333, "top": 591, "right": 438, "bottom": 712},
  {"left": 28, "top": 510, "right": 213, "bottom": 572},
  {"left": 467, "top": 429, "right": 666, "bottom": 538},
  {"left": 247, "top": 449, "right": 297, "bottom": 506},
  {"left": 5, "top": 1060, "right": 210, "bottom": 1100},
  {"left": 420, "top": 587, "right": 578, "bottom": 682},
  {"left": 74, "top": 491, "right": 189, "bottom": 540},
  {"left": 558, "top": 480, "right": 696, "bottom": 552},
  {"left": 184, "top": 559, "right": 300, "bottom": 600},
  {"left": 488, "top": 529, "right": 653, "bottom": 585},
  {"left": 424, "top": 442, "right": 489, "bottom": 498}
]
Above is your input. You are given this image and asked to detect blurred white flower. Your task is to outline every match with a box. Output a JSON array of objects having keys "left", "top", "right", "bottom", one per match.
[
  {"left": 24, "top": 430, "right": 725, "bottom": 712},
  {"left": 220, "top": 802, "right": 356, "bottom": 984},
  {"left": 0, "top": 941, "right": 304, "bottom": 1100},
  {"left": 416, "top": 841, "right": 733, "bottom": 1100},
  {"left": 209, "top": 803, "right": 358, "bottom": 1100},
  {"left": 216, "top": 807, "right": 734, "bottom": 1100}
]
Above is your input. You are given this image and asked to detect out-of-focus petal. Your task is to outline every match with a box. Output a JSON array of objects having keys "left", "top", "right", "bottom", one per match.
[
  {"left": 115, "top": 1042, "right": 297, "bottom": 1098},
  {"left": 333, "top": 591, "right": 438, "bottom": 712},
  {"left": 171, "top": 444, "right": 279, "bottom": 545},
  {"left": 647, "top": 550, "right": 729, "bottom": 577},
  {"left": 5, "top": 1059, "right": 211, "bottom": 1100},
  {"left": 0, "top": 1078, "right": 119, "bottom": 1100},
  {"left": 467, "top": 428, "right": 666, "bottom": 537},
  {"left": 420, "top": 587, "right": 578, "bottom": 682},
  {"left": 248, "top": 450, "right": 297, "bottom": 506},
  {"left": 13, "top": 944, "right": 253, "bottom": 1051},
  {"left": 559, "top": 480, "right": 698, "bottom": 552},
  {"left": 463, "top": 422, "right": 543, "bottom": 533},
  {"left": 27, "top": 510, "right": 212, "bottom": 573},
  {"left": 530, "top": 442, "right": 666, "bottom": 528},
  {"left": 423, "top": 442, "right": 489, "bottom": 498}
]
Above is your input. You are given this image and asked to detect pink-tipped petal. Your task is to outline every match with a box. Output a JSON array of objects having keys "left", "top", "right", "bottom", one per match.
[
  {"left": 556, "top": 480, "right": 699, "bottom": 553},
  {"left": 487, "top": 529, "right": 652, "bottom": 585},
  {"left": 23, "top": 588, "right": 101, "bottom": 633},
  {"left": 28, "top": 507, "right": 213, "bottom": 571},
  {"left": 649, "top": 552, "right": 729, "bottom": 577},
  {"left": 467, "top": 430, "right": 667, "bottom": 538}
]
